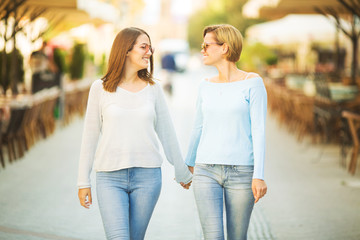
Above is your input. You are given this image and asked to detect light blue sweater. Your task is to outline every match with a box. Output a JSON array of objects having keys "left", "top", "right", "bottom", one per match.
[{"left": 185, "top": 77, "right": 267, "bottom": 180}]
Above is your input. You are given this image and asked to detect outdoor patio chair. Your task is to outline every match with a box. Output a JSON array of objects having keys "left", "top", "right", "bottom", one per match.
[
  {"left": 64, "top": 90, "right": 78, "bottom": 125},
  {"left": 37, "top": 97, "right": 57, "bottom": 139},
  {"left": 40, "top": 95, "right": 59, "bottom": 138},
  {"left": 293, "top": 95, "right": 314, "bottom": 142},
  {"left": 0, "top": 118, "right": 4, "bottom": 168},
  {"left": 313, "top": 73, "right": 343, "bottom": 143},
  {"left": 15, "top": 106, "right": 31, "bottom": 154},
  {"left": 24, "top": 103, "right": 41, "bottom": 149},
  {"left": 313, "top": 73, "right": 360, "bottom": 144},
  {"left": 342, "top": 110, "right": 360, "bottom": 175},
  {"left": 2, "top": 108, "right": 26, "bottom": 162}
]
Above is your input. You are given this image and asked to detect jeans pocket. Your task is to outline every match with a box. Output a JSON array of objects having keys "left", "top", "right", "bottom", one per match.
[
  {"left": 194, "top": 164, "right": 217, "bottom": 179},
  {"left": 227, "top": 166, "right": 253, "bottom": 188},
  {"left": 233, "top": 165, "right": 254, "bottom": 173}
]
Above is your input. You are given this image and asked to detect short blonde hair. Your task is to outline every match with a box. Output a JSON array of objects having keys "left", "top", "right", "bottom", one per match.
[{"left": 203, "top": 24, "right": 243, "bottom": 62}]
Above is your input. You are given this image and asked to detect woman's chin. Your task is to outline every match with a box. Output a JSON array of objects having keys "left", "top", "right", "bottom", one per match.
[
  {"left": 137, "top": 65, "right": 148, "bottom": 71},
  {"left": 202, "top": 60, "right": 212, "bottom": 66},
  {"left": 202, "top": 57, "right": 213, "bottom": 66}
]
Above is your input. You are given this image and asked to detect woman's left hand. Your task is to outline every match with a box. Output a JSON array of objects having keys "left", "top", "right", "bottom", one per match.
[{"left": 252, "top": 179, "right": 267, "bottom": 203}]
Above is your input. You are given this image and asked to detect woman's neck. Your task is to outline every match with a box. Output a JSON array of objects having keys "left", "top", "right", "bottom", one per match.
[
  {"left": 214, "top": 61, "right": 242, "bottom": 83},
  {"left": 121, "top": 68, "right": 140, "bottom": 84}
]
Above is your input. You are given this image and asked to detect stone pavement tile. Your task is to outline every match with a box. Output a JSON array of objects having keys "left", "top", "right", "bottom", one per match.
[{"left": 248, "top": 206, "right": 276, "bottom": 240}]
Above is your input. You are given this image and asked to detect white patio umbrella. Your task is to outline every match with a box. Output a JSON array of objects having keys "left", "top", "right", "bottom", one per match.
[{"left": 246, "top": 14, "right": 340, "bottom": 45}]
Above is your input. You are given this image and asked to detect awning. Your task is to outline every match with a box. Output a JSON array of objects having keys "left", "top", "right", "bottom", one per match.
[
  {"left": 258, "top": 0, "right": 345, "bottom": 19},
  {"left": 24, "top": 0, "right": 77, "bottom": 8},
  {"left": 18, "top": 0, "right": 107, "bottom": 38},
  {"left": 246, "top": 14, "right": 339, "bottom": 45}
]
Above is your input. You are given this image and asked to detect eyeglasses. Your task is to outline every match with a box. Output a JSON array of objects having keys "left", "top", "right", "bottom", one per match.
[
  {"left": 135, "top": 44, "right": 155, "bottom": 54},
  {"left": 201, "top": 42, "right": 223, "bottom": 51}
]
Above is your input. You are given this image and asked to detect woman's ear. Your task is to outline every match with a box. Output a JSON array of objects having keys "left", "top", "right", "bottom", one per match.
[{"left": 222, "top": 43, "right": 229, "bottom": 55}]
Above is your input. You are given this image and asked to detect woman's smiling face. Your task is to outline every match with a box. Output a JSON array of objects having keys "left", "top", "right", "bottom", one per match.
[
  {"left": 126, "top": 34, "right": 153, "bottom": 71},
  {"left": 201, "top": 32, "right": 223, "bottom": 66}
]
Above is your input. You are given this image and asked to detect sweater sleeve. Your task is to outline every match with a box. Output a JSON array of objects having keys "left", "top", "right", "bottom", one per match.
[
  {"left": 77, "top": 80, "right": 103, "bottom": 188},
  {"left": 249, "top": 82, "right": 267, "bottom": 180},
  {"left": 185, "top": 86, "right": 203, "bottom": 167},
  {"left": 154, "top": 83, "right": 192, "bottom": 184}
]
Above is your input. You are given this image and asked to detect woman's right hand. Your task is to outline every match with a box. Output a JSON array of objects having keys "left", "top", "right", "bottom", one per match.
[{"left": 78, "top": 188, "right": 92, "bottom": 209}]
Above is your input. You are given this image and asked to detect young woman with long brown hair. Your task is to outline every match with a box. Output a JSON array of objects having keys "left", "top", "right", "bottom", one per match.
[{"left": 77, "top": 27, "right": 192, "bottom": 240}]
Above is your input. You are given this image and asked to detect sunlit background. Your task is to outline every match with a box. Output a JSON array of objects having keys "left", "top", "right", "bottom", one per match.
[
  {"left": 1, "top": 0, "right": 359, "bottom": 91},
  {"left": 0, "top": 0, "right": 360, "bottom": 239}
]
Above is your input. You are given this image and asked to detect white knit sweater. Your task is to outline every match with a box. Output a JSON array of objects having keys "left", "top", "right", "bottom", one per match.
[{"left": 77, "top": 79, "right": 192, "bottom": 188}]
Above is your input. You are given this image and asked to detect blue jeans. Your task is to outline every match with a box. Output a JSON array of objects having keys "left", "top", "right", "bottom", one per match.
[
  {"left": 193, "top": 164, "right": 255, "bottom": 240},
  {"left": 96, "top": 167, "right": 162, "bottom": 240}
]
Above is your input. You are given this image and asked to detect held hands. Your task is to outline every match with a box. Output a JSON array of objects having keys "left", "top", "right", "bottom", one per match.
[
  {"left": 180, "top": 181, "right": 192, "bottom": 189},
  {"left": 178, "top": 166, "right": 194, "bottom": 190},
  {"left": 78, "top": 188, "right": 92, "bottom": 209},
  {"left": 252, "top": 179, "right": 267, "bottom": 203}
]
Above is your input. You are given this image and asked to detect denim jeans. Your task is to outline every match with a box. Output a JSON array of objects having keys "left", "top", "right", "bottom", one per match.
[
  {"left": 96, "top": 167, "right": 162, "bottom": 240},
  {"left": 193, "top": 164, "right": 255, "bottom": 240}
]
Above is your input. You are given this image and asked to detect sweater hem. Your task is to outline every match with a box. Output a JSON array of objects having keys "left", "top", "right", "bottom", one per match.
[{"left": 94, "top": 164, "right": 162, "bottom": 172}]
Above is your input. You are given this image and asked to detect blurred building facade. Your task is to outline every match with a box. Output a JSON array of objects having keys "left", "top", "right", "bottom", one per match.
[{"left": 243, "top": 0, "right": 359, "bottom": 78}]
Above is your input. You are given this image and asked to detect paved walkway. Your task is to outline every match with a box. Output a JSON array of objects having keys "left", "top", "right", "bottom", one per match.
[{"left": 0, "top": 66, "right": 359, "bottom": 240}]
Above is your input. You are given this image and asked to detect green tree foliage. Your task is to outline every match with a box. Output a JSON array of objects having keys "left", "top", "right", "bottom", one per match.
[
  {"left": 187, "top": 0, "right": 263, "bottom": 51},
  {"left": 0, "top": 49, "right": 24, "bottom": 91},
  {"left": 69, "top": 43, "right": 86, "bottom": 80},
  {"left": 98, "top": 53, "right": 107, "bottom": 76},
  {"left": 238, "top": 42, "right": 278, "bottom": 72},
  {"left": 53, "top": 48, "right": 68, "bottom": 73},
  {"left": 0, "top": 52, "right": 11, "bottom": 91}
]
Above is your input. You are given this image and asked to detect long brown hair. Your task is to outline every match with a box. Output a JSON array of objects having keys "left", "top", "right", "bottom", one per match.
[{"left": 101, "top": 27, "right": 154, "bottom": 92}]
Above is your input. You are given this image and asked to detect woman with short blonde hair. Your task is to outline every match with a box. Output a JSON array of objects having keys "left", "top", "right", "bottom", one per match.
[{"left": 186, "top": 24, "right": 268, "bottom": 240}]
